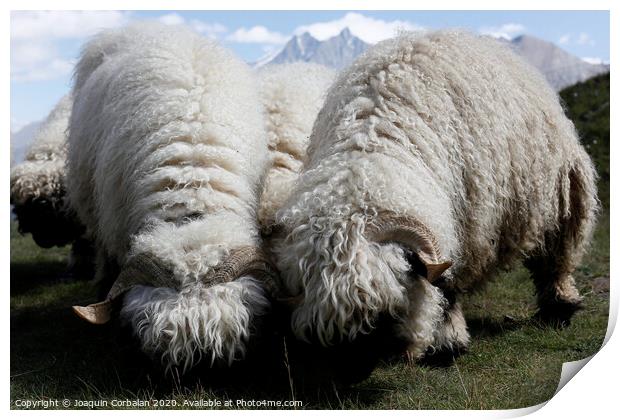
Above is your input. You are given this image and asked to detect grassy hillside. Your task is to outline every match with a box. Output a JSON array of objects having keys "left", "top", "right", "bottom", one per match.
[
  {"left": 560, "top": 72, "right": 610, "bottom": 206},
  {"left": 10, "top": 75, "right": 610, "bottom": 409}
]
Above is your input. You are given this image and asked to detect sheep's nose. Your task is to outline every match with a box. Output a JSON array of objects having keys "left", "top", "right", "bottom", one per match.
[
  {"left": 276, "top": 294, "right": 303, "bottom": 310},
  {"left": 283, "top": 314, "right": 410, "bottom": 386}
]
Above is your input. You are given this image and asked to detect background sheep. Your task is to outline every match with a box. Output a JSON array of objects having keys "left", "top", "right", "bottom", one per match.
[
  {"left": 257, "top": 62, "right": 335, "bottom": 233},
  {"left": 68, "top": 22, "right": 276, "bottom": 372},
  {"left": 272, "top": 30, "right": 598, "bottom": 365},
  {"left": 10, "top": 95, "right": 93, "bottom": 277}
]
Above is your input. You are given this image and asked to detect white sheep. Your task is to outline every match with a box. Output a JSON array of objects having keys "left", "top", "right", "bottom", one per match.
[
  {"left": 10, "top": 95, "right": 93, "bottom": 276},
  {"left": 11, "top": 95, "right": 76, "bottom": 247},
  {"left": 68, "top": 22, "right": 276, "bottom": 372},
  {"left": 257, "top": 62, "right": 335, "bottom": 233},
  {"left": 271, "top": 30, "right": 599, "bottom": 361}
]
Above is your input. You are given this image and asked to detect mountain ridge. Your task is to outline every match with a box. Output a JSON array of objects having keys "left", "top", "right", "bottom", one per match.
[
  {"left": 260, "top": 27, "right": 367, "bottom": 69},
  {"left": 255, "top": 29, "right": 609, "bottom": 92},
  {"left": 12, "top": 30, "right": 609, "bottom": 165}
]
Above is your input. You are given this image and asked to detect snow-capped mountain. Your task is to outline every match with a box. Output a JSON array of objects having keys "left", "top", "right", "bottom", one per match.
[
  {"left": 256, "top": 28, "right": 369, "bottom": 69},
  {"left": 11, "top": 30, "right": 608, "bottom": 165},
  {"left": 256, "top": 29, "right": 609, "bottom": 92}
]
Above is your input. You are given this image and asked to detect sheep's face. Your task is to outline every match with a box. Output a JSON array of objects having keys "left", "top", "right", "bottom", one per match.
[
  {"left": 274, "top": 247, "right": 450, "bottom": 385},
  {"left": 273, "top": 211, "right": 451, "bottom": 356},
  {"left": 12, "top": 196, "right": 83, "bottom": 248},
  {"left": 280, "top": 311, "right": 410, "bottom": 386}
]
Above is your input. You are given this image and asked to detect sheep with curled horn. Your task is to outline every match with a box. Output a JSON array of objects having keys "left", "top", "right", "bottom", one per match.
[
  {"left": 67, "top": 22, "right": 278, "bottom": 372},
  {"left": 10, "top": 94, "right": 94, "bottom": 278},
  {"left": 270, "top": 30, "right": 598, "bottom": 376}
]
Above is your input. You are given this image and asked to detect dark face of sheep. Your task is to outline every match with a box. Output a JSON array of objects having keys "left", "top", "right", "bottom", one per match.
[
  {"left": 277, "top": 252, "right": 455, "bottom": 386},
  {"left": 277, "top": 211, "right": 453, "bottom": 372},
  {"left": 73, "top": 245, "right": 281, "bottom": 329},
  {"left": 276, "top": 305, "right": 410, "bottom": 387},
  {"left": 12, "top": 195, "right": 84, "bottom": 248}
]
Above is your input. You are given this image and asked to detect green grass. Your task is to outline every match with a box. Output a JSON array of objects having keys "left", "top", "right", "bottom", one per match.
[
  {"left": 9, "top": 211, "right": 609, "bottom": 410},
  {"left": 10, "top": 75, "right": 610, "bottom": 409}
]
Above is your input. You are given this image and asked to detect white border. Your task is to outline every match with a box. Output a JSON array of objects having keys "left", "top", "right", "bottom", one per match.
[{"left": 3, "top": 1, "right": 616, "bottom": 418}]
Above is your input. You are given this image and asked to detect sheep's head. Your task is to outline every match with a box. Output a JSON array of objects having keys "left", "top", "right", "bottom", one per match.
[
  {"left": 10, "top": 162, "right": 81, "bottom": 248},
  {"left": 73, "top": 246, "right": 280, "bottom": 325},
  {"left": 275, "top": 210, "right": 452, "bottom": 355},
  {"left": 11, "top": 193, "right": 84, "bottom": 248}
]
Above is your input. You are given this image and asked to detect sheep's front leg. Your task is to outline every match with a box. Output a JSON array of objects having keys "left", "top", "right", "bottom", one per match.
[
  {"left": 397, "top": 279, "right": 468, "bottom": 365},
  {"left": 414, "top": 299, "right": 470, "bottom": 365},
  {"left": 433, "top": 301, "right": 470, "bottom": 353}
]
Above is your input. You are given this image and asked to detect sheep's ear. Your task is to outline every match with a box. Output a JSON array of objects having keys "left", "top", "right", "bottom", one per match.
[
  {"left": 424, "top": 260, "right": 452, "bottom": 283},
  {"left": 405, "top": 250, "right": 452, "bottom": 284},
  {"left": 364, "top": 210, "right": 452, "bottom": 283}
]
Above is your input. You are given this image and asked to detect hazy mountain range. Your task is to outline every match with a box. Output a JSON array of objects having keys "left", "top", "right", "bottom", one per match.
[
  {"left": 10, "top": 121, "right": 40, "bottom": 164},
  {"left": 256, "top": 28, "right": 367, "bottom": 69},
  {"left": 510, "top": 34, "right": 609, "bottom": 90},
  {"left": 256, "top": 29, "right": 609, "bottom": 91},
  {"left": 11, "top": 29, "right": 609, "bottom": 164}
]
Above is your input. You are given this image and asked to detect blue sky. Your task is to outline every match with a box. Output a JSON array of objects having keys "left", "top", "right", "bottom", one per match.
[{"left": 10, "top": 10, "right": 610, "bottom": 131}]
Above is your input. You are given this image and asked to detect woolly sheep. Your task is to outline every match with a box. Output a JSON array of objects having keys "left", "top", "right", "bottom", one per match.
[
  {"left": 68, "top": 22, "right": 276, "bottom": 372},
  {"left": 257, "top": 62, "right": 335, "bottom": 232},
  {"left": 10, "top": 95, "right": 93, "bottom": 276},
  {"left": 10, "top": 95, "right": 80, "bottom": 248},
  {"left": 271, "top": 30, "right": 598, "bottom": 362}
]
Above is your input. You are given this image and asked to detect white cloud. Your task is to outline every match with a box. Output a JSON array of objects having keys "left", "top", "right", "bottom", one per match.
[
  {"left": 479, "top": 23, "right": 526, "bottom": 40},
  {"left": 294, "top": 12, "right": 423, "bottom": 44},
  {"left": 11, "top": 39, "right": 75, "bottom": 82},
  {"left": 11, "top": 11, "right": 129, "bottom": 41},
  {"left": 11, "top": 41, "right": 55, "bottom": 69},
  {"left": 157, "top": 13, "right": 226, "bottom": 39},
  {"left": 557, "top": 32, "right": 595, "bottom": 47},
  {"left": 227, "top": 26, "right": 288, "bottom": 44},
  {"left": 577, "top": 32, "right": 595, "bottom": 46},
  {"left": 190, "top": 21, "right": 227, "bottom": 39},
  {"left": 11, "top": 11, "right": 130, "bottom": 83},
  {"left": 582, "top": 57, "right": 608, "bottom": 65},
  {"left": 10, "top": 11, "right": 229, "bottom": 83},
  {"left": 12, "top": 58, "right": 75, "bottom": 82},
  {"left": 10, "top": 118, "right": 30, "bottom": 134},
  {"left": 158, "top": 13, "right": 185, "bottom": 26}
]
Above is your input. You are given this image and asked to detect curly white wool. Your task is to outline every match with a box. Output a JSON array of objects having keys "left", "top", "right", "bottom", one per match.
[
  {"left": 122, "top": 278, "right": 270, "bottom": 371},
  {"left": 10, "top": 94, "right": 72, "bottom": 206},
  {"left": 273, "top": 30, "right": 598, "bottom": 355},
  {"left": 66, "top": 22, "right": 271, "bottom": 370},
  {"left": 257, "top": 62, "right": 335, "bottom": 231}
]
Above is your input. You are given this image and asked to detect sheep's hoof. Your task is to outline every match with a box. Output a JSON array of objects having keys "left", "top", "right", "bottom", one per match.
[
  {"left": 416, "top": 344, "right": 468, "bottom": 367},
  {"left": 534, "top": 300, "right": 583, "bottom": 328}
]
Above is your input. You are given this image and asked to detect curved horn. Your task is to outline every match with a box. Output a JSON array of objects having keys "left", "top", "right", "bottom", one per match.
[
  {"left": 74, "top": 247, "right": 282, "bottom": 325},
  {"left": 73, "top": 253, "right": 175, "bottom": 325},
  {"left": 365, "top": 210, "right": 452, "bottom": 283},
  {"left": 206, "top": 245, "right": 280, "bottom": 296}
]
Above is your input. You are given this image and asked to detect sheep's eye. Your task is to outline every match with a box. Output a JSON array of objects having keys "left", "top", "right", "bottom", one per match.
[{"left": 404, "top": 249, "right": 427, "bottom": 278}]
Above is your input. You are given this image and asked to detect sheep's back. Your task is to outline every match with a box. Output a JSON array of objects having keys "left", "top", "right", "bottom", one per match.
[
  {"left": 258, "top": 62, "right": 335, "bottom": 230},
  {"left": 67, "top": 23, "right": 268, "bottom": 261},
  {"left": 304, "top": 30, "right": 594, "bottom": 283}
]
